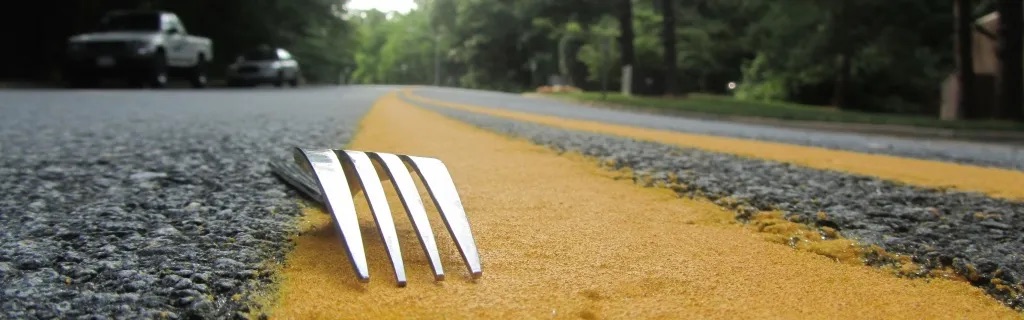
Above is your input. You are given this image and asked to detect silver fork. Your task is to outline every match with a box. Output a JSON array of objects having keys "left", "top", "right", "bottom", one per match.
[{"left": 270, "top": 147, "right": 482, "bottom": 287}]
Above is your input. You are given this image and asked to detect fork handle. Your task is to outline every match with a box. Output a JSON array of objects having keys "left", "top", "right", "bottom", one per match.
[{"left": 270, "top": 160, "right": 325, "bottom": 204}]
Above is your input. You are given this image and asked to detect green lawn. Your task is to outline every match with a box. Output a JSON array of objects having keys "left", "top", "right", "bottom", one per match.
[{"left": 550, "top": 92, "right": 1024, "bottom": 132}]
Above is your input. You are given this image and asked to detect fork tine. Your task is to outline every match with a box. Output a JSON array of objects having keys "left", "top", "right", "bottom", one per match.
[
  {"left": 368, "top": 152, "right": 446, "bottom": 281},
  {"left": 401, "top": 155, "right": 483, "bottom": 279},
  {"left": 338, "top": 150, "right": 407, "bottom": 287},
  {"left": 292, "top": 148, "right": 369, "bottom": 282},
  {"left": 278, "top": 148, "right": 481, "bottom": 285}
]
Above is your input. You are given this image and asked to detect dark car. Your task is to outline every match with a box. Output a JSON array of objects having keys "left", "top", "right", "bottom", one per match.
[{"left": 225, "top": 46, "right": 301, "bottom": 87}]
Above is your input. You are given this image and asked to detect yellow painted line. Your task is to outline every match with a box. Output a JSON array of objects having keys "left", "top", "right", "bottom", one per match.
[
  {"left": 266, "top": 91, "right": 1017, "bottom": 319},
  {"left": 403, "top": 89, "right": 1024, "bottom": 201}
]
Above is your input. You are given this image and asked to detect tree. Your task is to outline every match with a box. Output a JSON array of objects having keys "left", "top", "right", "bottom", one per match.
[
  {"left": 830, "top": 0, "right": 853, "bottom": 109},
  {"left": 996, "top": 0, "right": 1023, "bottom": 120},
  {"left": 956, "top": 0, "right": 976, "bottom": 117},
  {"left": 661, "top": 0, "right": 677, "bottom": 95},
  {"left": 618, "top": 0, "right": 636, "bottom": 94},
  {"left": 0, "top": 0, "right": 356, "bottom": 83},
  {"left": 734, "top": 0, "right": 953, "bottom": 113},
  {"left": 673, "top": 0, "right": 760, "bottom": 93},
  {"left": 334, "top": 0, "right": 1012, "bottom": 121},
  {"left": 577, "top": 17, "right": 620, "bottom": 83},
  {"left": 617, "top": 0, "right": 636, "bottom": 67}
]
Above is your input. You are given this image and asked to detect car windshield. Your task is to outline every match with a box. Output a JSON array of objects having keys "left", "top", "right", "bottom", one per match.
[
  {"left": 242, "top": 49, "right": 278, "bottom": 61},
  {"left": 100, "top": 13, "right": 160, "bottom": 31}
]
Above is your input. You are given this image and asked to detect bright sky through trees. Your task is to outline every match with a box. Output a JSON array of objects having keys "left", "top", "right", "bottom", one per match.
[{"left": 347, "top": 0, "right": 417, "bottom": 13}]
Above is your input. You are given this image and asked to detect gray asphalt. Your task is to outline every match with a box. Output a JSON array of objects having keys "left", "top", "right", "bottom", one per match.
[
  {"left": 413, "top": 88, "right": 1024, "bottom": 170},
  {"left": 2, "top": 85, "right": 1022, "bottom": 318},
  {"left": 403, "top": 91, "right": 1024, "bottom": 310},
  {"left": 0, "top": 86, "right": 385, "bottom": 319}
]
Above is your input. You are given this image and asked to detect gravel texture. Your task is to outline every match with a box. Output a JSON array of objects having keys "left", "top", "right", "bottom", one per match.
[
  {"left": 413, "top": 88, "right": 1024, "bottom": 170},
  {"left": 0, "top": 87, "right": 382, "bottom": 319},
  {"left": 409, "top": 97, "right": 1024, "bottom": 310}
]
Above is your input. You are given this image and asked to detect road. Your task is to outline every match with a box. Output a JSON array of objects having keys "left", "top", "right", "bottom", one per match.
[
  {"left": 0, "top": 86, "right": 1021, "bottom": 318},
  {"left": 0, "top": 87, "right": 383, "bottom": 319},
  {"left": 412, "top": 88, "right": 1024, "bottom": 170}
]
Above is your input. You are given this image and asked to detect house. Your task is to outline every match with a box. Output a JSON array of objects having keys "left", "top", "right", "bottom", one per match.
[{"left": 940, "top": 11, "right": 1006, "bottom": 120}]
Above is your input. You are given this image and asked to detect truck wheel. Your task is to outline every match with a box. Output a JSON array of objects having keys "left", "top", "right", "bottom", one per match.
[
  {"left": 189, "top": 56, "right": 208, "bottom": 88},
  {"left": 148, "top": 51, "right": 169, "bottom": 88}
]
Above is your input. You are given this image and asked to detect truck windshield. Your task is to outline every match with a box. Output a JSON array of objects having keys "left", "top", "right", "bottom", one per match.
[{"left": 100, "top": 13, "right": 160, "bottom": 31}]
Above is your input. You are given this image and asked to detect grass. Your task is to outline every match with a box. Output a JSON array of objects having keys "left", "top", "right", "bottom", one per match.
[{"left": 549, "top": 91, "right": 1024, "bottom": 132}]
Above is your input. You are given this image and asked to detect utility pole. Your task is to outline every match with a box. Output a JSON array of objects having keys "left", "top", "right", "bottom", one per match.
[{"left": 955, "top": 0, "right": 976, "bottom": 119}]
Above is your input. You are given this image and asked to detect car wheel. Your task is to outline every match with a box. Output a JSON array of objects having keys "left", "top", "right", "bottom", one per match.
[
  {"left": 289, "top": 75, "right": 299, "bottom": 87},
  {"left": 274, "top": 71, "right": 285, "bottom": 87},
  {"left": 65, "top": 73, "right": 96, "bottom": 89},
  {"left": 189, "top": 56, "right": 208, "bottom": 88},
  {"left": 148, "top": 51, "right": 169, "bottom": 88}
]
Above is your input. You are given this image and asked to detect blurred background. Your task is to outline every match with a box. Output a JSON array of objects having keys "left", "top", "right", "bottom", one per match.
[{"left": 1, "top": 0, "right": 1021, "bottom": 123}]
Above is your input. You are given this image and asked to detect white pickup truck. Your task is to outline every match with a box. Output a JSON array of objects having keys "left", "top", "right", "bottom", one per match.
[{"left": 63, "top": 10, "right": 213, "bottom": 88}]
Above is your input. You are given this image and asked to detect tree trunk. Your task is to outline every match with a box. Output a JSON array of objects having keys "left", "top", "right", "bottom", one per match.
[
  {"left": 996, "top": 0, "right": 1023, "bottom": 120},
  {"left": 955, "top": 0, "right": 976, "bottom": 118},
  {"left": 831, "top": 0, "right": 852, "bottom": 109},
  {"left": 558, "top": 35, "right": 574, "bottom": 87},
  {"left": 661, "top": 0, "right": 677, "bottom": 95},
  {"left": 617, "top": 0, "right": 635, "bottom": 67},
  {"left": 833, "top": 53, "right": 852, "bottom": 109}
]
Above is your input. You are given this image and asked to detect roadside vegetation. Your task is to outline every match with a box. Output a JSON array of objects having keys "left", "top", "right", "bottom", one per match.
[
  {"left": 3, "top": 0, "right": 355, "bottom": 83},
  {"left": 347, "top": 0, "right": 1022, "bottom": 124},
  {"left": 2, "top": 0, "right": 1021, "bottom": 123}
]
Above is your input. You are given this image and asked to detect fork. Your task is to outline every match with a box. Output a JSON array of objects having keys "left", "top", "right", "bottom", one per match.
[{"left": 270, "top": 147, "right": 482, "bottom": 287}]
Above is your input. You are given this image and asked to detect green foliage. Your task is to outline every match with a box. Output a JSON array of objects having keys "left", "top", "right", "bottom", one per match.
[
  {"left": 734, "top": 53, "right": 790, "bottom": 102},
  {"left": 576, "top": 17, "right": 620, "bottom": 83},
  {"left": 735, "top": 0, "right": 954, "bottom": 113},
  {"left": 350, "top": 9, "right": 436, "bottom": 85},
  {"left": 343, "top": 0, "right": 1003, "bottom": 118},
  {"left": 574, "top": 2, "right": 662, "bottom": 92},
  {"left": 9, "top": 0, "right": 1008, "bottom": 118}
]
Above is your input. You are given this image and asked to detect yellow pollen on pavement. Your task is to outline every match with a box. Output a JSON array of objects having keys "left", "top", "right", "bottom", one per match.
[
  {"left": 266, "top": 91, "right": 1019, "bottom": 319},
  {"left": 402, "top": 90, "right": 1024, "bottom": 201}
]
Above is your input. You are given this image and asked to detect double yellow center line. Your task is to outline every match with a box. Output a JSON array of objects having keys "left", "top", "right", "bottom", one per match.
[
  {"left": 262, "top": 91, "right": 1017, "bottom": 319},
  {"left": 403, "top": 89, "right": 1024, "bottom": 201}
]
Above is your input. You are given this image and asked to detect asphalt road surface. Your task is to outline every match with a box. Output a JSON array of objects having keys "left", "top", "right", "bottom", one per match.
[
  {"left": 0, "top": 86, "right": 383, "bottom": 319},
  {"left": 1, "top": 86, "right": 1021, "bottom": 318}
]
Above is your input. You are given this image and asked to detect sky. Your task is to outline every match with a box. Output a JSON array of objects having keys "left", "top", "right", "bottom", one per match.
[{"left": 347, "top": 0, "right": 418, "bottom": 14}]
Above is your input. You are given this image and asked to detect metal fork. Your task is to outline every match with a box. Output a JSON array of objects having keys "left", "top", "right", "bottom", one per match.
[{"left": 270, "top": 147, "right": 482, "bottom": 287}]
